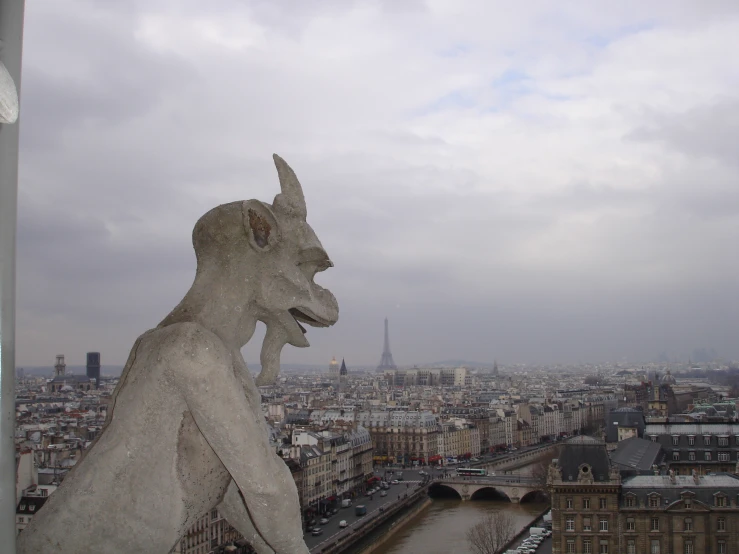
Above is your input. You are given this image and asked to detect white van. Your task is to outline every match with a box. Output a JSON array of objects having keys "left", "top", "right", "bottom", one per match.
[
  {"left": 339, "top": 520, "right": 348, "bottom": 528},
  {"left": 341, "top": 499, "right": 352, "bottom": 508}
]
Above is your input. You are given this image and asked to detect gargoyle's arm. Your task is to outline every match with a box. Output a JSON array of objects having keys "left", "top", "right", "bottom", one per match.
[{"left": 171, "top": 322, "right": 309, "bottom": 554}]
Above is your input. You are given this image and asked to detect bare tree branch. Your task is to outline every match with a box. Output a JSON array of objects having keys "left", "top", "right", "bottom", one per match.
[{"left": 466, "top": 511, "right": 516, "bottom": 554}]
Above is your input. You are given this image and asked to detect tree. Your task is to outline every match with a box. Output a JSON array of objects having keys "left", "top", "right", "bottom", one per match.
[
  {"left": 529, "top": 446, "right": 560, "bottom": 494},
  {"left": 466, "top": 511, "right": 516, "bottom": 554}
]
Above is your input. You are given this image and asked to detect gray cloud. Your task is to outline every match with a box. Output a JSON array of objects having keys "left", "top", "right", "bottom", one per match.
[{"left": 15, "top": 1, "right": 739, "bottom": 368}]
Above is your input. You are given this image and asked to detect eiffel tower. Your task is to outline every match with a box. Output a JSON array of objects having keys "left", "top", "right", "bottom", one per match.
[{"left": 377, "top": 317, "right": 397, "bottom": 371}]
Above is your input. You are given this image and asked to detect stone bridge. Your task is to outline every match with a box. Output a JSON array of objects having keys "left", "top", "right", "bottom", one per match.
[{"left": 430, "top": 476, "right": 545, "bottom": 503}]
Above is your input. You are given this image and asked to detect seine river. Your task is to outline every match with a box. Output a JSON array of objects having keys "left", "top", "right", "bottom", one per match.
[{"left": 374, "top": 499, "right": 547, "bottom": 554}]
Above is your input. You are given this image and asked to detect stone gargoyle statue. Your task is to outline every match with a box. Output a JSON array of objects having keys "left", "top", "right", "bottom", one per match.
[{"left": 18, "top": 155, "right": 339, "bottom": 554}]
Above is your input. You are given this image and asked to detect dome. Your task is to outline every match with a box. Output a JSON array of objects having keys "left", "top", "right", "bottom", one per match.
[{"left": 661, "top": 370, "right": 676, "bottom": 386}]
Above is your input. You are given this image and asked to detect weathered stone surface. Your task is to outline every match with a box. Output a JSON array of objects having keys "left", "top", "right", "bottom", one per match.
[
  {"left": 18, "top": 155, "right": 339, "bottom": 554},
  {"left": 0, "top": 40, "right": 19, "bottom": 123}
]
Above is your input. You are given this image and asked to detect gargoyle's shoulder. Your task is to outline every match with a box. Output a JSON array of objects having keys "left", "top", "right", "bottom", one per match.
[{"left": 152, "top": 322, "right": 231, "bottom": 367}]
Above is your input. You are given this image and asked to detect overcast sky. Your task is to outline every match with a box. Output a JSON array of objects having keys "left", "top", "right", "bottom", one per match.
[{"left": 16, "top": 0, "right": 739, "bottom": 369}]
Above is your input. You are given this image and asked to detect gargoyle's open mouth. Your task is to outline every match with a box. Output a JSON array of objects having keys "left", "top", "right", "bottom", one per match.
[{"left": 289, "top": 307, "right": 333, "bottom": 334}]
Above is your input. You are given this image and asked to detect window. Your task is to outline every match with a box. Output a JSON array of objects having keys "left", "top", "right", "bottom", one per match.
[
  {"left": 718, "top": 517, "right": 726, "bottom": 531},
  {"left": 673, "top": 451, "right": 680, "bottom": 461},
  {"left": 584, "top": 498, "right": 591, "bottom": 509},
  {"left": 719, "top": 452, "right": 730, "bottom": 462},
  {"left": 626, "top": 518, "right": 635, "bottom": 531},
  {"left": 649, "top": 495, "right": 660, "bottom": 508},
  {"left": 650, "top": 436, "right": 657, "bottom": 442},
  {"left": 672, "top": 436, "right": 679, "bottom": 446},
  {"left": 717, "top": 496, "right": 726, "bottom": 508},
  {"left": 704, "top": 436, "right": 712, "bottom": 446},
  {"left": 600, "top": 540, "right": 609, "bottom": 554},
  {"left": 566, "top": 517, "right": 575, "bottom": 531},
  {"left": 718, "top": 541, "right": 726, "bottom": 554},
  {"left": 689, "top": 451, "right": 696, "bottom": 461},
  {"left": 18, "top": 516, "right": 23, "bottom": 524},
  {"left": 583, "top": 517, "right": 592, "bottom": 531},
  {"left": 688, "top": 436, "right": 695, "bottom": 446},
  {"left": 625, "top": 496, "right": 635, "bottom": 508},
  {"left": 705, "top": 452, "right": 712, "bottom": 461},
  {"left": 600, "top": 518, "right": 609, "bottom": 532},
  {"left": 684, "top": 518, "right": 693, "bottom": 531},
  {"left": 29, "top": 505, "right": 35, "bottom": 512},
  {"left": 567, "top": 540, "right": 575, "bottom": 554},
  {"left": 628, "top": 541, "right": 636, "bottom": 554},
  {"left": 685, "top": 541, "right": 693, "bottom": 554},
  {"left": 584, "top": 539, "right": 592, "bottom": 554},
  {"left": 685, "top": 498, "right": 692, "bottom": 509},
  {"left": 651, "top": 518, "right": 660, "bottom": 531},
  {"left": 719, "top": 437, "right": 728, "bottom": 447},
  {"left": 566, "top": 498, "right": 573, "bottom": 509},
  {"left": 651, "top": 540, "right": 661, "bottom": 554},
  {"left": 600, "top": 498, "right": 607, "bottom": 509}
]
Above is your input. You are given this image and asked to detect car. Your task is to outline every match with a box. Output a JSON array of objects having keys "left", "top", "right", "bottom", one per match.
[
  {"left": 311, "top": 528, "right": 323, "bottom": 536},
  {"left": 319, "top": 518, "right": 329, "bottom": 525},
  {"left": 380, "top": 490, "right": 387, "bottom": 497},
  {"left": 471, "top": 457, "right": 480, "bottom": 462},
  {"left": 391, "top": 480, "right": 399, "bottom": 485},
  {"left": 331, "top": 508, "right": 339, "bottom": 515},
  {"left": 365, "top": 490, "right": 373, "bottom": 496},
  {"left": 339, "top": 520, "right": 348, "bottom": 528}
]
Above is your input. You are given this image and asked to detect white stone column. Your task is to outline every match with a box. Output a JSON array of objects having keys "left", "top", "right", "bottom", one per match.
[{"left": 0, "top": 1, "right": 25, "bottom": 552}]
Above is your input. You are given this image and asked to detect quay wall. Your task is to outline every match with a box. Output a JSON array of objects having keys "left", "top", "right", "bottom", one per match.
[
  {"left": 498, "top": 506, "right": 551, "bottom": 554},
  {"left": 310, "top": 484, "right": 430, "bottom": 554}
]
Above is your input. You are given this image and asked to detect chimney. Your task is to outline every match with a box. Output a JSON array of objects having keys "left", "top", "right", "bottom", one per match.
[{"left": 669, "top": 469, "right": 676, "bottom": 485}]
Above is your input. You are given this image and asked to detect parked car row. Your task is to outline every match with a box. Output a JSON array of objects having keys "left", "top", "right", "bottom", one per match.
[{"left": 512, "top": 530, "right": 552, "bottom": 554}]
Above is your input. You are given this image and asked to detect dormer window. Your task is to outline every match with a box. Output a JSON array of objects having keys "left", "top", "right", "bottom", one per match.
[
  {"left": 715, "top": 494, "right": 726, "bottom": 508},
  {"left": 29, "top": 505, "right": 35, "bottom": 512},
  {"left": 649, "top": 494, "right": 661, "bottom": 508}
]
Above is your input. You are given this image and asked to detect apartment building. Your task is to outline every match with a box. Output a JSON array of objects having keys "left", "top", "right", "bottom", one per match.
[
  {"left": 550, "top": 436, "right": 739, "bottom": 554},
  {"left": 645, "top": 422, "right": 739, "bottom": 475}
]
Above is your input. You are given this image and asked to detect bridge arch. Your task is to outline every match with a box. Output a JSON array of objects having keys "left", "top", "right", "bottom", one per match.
[
  {"left": 428, "top": 482, "right": 463, "bottom": 500},
  {"left": 469, "top": 487, "right": 512, "bottom": 502},
  {"left": 520, "top": 490, "right": 549, "bottom": 503}
]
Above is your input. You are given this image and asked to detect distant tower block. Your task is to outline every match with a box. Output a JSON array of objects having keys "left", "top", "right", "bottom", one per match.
[
  {"left": 377, "top": 317, "right": 397, "bottom": 371},
  {"left": 54, "top": 355, "right": 66, "bottom": 377},
  {"left": 87, "top": 352, "right": 101, "bottom": 389},
  {"left": 329, "top": 356, "right": 340, "bottom": 381}
]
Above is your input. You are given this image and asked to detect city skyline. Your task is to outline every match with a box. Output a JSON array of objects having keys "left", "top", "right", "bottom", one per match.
[{"left": 15, "top": 2, "right": 739, "bottom": 367}]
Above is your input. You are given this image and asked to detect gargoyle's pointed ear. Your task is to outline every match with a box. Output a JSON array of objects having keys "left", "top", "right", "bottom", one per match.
[
  {"left": 272, "top": 154, "right": 307, "bottom": 220},
  {"left": 242, "top": 200, "right": 281, "bottom": 252}
]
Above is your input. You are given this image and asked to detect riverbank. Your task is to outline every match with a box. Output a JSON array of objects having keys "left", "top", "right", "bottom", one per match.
[
  {"left": 499, "top": 506, "right": 551, "bottom": 553},
  {"left": 372, "top": 499, "right": 548, "bottom": 554},
  {"left": 356, "top": 497, "right": 432, "bottom": 554},
  {"left": 309, "top": 485, "right": 431, "bottom": 554}
]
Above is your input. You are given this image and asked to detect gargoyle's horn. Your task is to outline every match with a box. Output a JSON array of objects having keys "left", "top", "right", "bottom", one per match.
[{"left": 272, "top": 153, "right": 307, "bottom": 219}]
